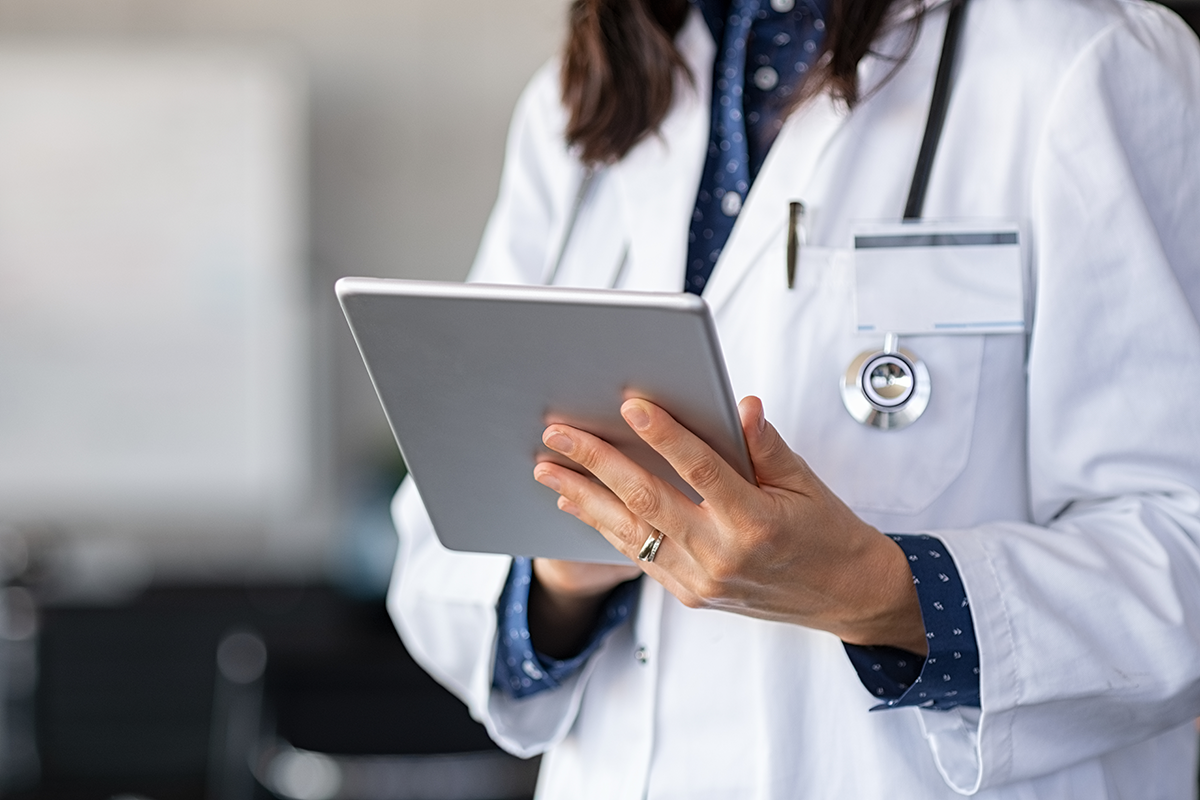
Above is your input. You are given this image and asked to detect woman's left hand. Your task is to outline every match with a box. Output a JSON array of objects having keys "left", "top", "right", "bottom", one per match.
[{"left": 533, "top": 396, "right": 928, "bottom": 654}]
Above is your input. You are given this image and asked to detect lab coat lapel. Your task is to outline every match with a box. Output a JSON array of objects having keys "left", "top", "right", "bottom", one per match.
[
  {"left": 609, "top": 106, "right": 708, "bottom": 293},
  {"left": 701, "top": 92, "right": 850, "bottom": 313}
]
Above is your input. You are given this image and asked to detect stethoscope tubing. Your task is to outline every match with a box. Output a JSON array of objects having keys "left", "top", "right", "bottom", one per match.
[{"left": 905, "top": 0, "right": 970, "bottom": 221}]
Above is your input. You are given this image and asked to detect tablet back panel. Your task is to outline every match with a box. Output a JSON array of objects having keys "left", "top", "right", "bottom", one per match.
[{"left": 337, "top": 278, "right": 752, "bottom": 564}]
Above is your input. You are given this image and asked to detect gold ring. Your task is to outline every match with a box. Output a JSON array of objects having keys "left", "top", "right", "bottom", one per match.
[{"left": 637, "top": 530, "right": 665, "bottom": 563}]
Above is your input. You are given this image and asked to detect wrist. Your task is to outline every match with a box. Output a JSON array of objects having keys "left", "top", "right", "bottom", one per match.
[
  {"left": 530, "top": 575, "right": 607, "bottom": 621},
  {"left": 837, "top": 530, "right": 928, "bottom": 655},
  {"left": 528, "top": 571, "right": 609, "bottom": 660}
]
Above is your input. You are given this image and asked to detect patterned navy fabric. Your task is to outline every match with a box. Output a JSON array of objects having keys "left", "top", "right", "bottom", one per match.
[
  {"left": 845, "top": 535, "right": 982, "bottom": 710},
  {"left": 841, "top": 642, "right": 924, "bottom": 700},
  {"left": 685, "top": 0, "right": 828, "bottom": 294},
  {"left": 492, "top": 557, "right": 641, "bottom": 698}
]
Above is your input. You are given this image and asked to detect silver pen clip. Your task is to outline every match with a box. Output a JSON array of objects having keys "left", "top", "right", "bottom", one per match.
[{"left": 786, "top": 201, "right": 805, "bottom": 289}]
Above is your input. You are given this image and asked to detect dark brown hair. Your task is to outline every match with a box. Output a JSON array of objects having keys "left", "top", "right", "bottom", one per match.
[{"left": 562, "top": 0, "right": 905, "bottom": 164}]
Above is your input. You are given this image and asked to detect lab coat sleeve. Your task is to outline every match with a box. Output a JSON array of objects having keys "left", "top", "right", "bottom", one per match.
[
  {"left": 918, "top": 11, "right": 1200, "bottom": 793},
  {"left": 388, "top": 480, "right": 604, "bottom": 757},
  {"left": 386, "top": 61, "right": 605, "bottom": 757}
]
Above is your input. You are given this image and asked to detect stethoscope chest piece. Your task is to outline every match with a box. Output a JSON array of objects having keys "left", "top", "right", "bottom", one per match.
[{"left": 841, "top": 334, "right": 930, "bottom": 431}]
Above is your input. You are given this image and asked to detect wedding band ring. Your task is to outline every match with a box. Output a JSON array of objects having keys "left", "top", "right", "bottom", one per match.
[{"left": 637, "top": 530, "right": 665, "bottom": 563}]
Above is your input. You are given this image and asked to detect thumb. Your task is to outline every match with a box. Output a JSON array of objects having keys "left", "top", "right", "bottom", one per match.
[{"left": 739, "top": 396, "right": 812, "bottom": 491}]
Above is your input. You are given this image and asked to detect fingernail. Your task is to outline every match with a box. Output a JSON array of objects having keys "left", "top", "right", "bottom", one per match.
[
  {"left": 623, "top": 404, "right": 650, "bottom": 431},
  {"left": 535, "top": 469, "right": 561, "bottom": 492},
  {"left": 757, "top": 406, "right": 766, "bottom": 433},
  {"left": 544, "top": 430, "right": 574, "bottom": 454}
]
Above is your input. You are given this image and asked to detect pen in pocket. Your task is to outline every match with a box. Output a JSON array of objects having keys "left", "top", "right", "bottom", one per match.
[{"left": 787, "top": 201, "right": 805, "bottom": 289}]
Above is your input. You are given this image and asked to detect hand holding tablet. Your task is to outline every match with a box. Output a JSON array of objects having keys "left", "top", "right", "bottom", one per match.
[{"left": 336, "top": 278, "right": 753, "bottom": 564}]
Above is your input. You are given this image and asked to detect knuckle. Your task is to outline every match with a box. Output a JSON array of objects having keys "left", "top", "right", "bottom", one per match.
[
  {"left": 623, "top": 482, "right": 661, "bottom": 518},
  {"left": 724, "top": 503, "right": 776, "bottom": 547},
  {"left": 696, "top": 575, "right": 726, "bottom": 602},
  {"left": 739, "top": 515, "right": 773, "bottom": 548},
  {"left": 705, "top": 559, "right": 733, "bottom": 584},
  {"left": 680, "top": 455, "right": 723, "bottom": 489},
  {"left": 612, "top": 517, "right": 643, "bottom": 548},
  {"left": 722, "top": 506, "right": 758, "bottom": 535},
  {"left": 697, "top": 553, "right": 744, "bottom": 595}
]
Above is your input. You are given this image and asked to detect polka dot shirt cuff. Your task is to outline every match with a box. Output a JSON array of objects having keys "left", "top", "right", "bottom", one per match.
[
  {"left": 493, "top": 557, "right": 641, "bottom": 699},
  {"left": 844, "top": 535, "right": 981, "bottom": 711}
]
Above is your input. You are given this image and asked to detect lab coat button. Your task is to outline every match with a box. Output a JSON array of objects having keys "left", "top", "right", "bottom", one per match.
[
  {"left": 720, "top": 192, "right": 742, "bottom": 217},
  {"left": 753, "top": 66, "right": 779, "bottom": 92},
  {"left": 634, "top": 645, "right": 648, "bottom": 665},
  {"left": 770, "top": 0, "right": 795, "bottom": 11}
]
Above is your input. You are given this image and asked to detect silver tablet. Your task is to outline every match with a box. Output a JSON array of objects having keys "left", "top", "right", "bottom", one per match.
[{"left": 336, "top": 277, "right": 753, "bottom": 564}]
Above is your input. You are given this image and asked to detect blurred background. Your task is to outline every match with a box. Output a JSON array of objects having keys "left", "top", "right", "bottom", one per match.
[
  {"left": 0, "top": 0, "right": 1196, "bottom": 798},
  {"left": 0, "top": 0, "right": 562, "bottom": 797}
]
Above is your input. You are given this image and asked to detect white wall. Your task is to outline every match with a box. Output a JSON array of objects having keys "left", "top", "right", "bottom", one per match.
[{"left": 0, "top": 0, "right": 567, "bottom": 579}]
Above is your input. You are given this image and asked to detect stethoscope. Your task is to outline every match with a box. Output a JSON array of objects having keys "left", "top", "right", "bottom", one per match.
[
  {"left": 548, "top": 0, "right": 971, "bottom": 428},
  {"left": 840, "top": 0, "right": 969, "bottom": 431}
]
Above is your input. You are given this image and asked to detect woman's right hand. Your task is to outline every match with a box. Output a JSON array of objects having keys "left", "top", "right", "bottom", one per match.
[{"left": 529, "top": 555, "right": 641, "bottom": 659}]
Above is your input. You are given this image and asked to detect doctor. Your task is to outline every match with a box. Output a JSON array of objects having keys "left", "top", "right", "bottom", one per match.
[{"left": 389, "top": 0, "right": 1200, "bottom": 796}]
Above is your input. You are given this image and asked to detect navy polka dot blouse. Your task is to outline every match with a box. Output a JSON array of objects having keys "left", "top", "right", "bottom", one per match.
[{"left": 685, "top": 0, "right": 826, "bottom": 294}]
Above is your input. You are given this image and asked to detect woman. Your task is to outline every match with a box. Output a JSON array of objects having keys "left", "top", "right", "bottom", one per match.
[{"left": 389, "top": 0, "right": 1200, "bottom": 796}]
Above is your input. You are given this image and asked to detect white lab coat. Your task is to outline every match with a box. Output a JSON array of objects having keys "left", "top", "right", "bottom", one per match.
[{"left": 388, "top": 0, "right": 1200, "bottom": 796}]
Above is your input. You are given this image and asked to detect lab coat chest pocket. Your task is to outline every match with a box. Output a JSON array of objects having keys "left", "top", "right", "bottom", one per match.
[{"left": 714, "top": 240, "right": 985, "bottom": 516}]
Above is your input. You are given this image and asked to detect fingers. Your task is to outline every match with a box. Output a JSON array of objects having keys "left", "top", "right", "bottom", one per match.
[
  {"left": 554, "top": 494, "right": 599, "bottom": 530},
  {"left": 620, "top": 399, "right": 752, "bottom": 511},
  {"left": 539, "top": 425, "right": 705, "bottom": 553},
  {"left": 737, "top": 396, "right": 811, "bottom": 492},
  {"left": 533, "top": 460, "right": 705, "bottom": 603},
  {"left": 535, "top": 461, "right": 641, "bottom": 551}
]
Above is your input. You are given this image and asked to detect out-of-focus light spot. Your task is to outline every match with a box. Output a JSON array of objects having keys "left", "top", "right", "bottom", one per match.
[{"left": 266, "top": 747, "right": 343, "bottom": 800}]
